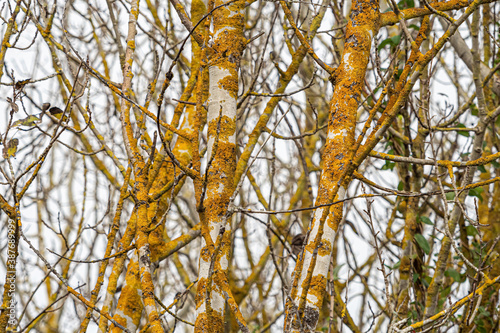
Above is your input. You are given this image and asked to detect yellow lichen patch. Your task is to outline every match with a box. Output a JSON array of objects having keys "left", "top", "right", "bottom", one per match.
[
  {"left": 195, "top": 277, "right": 208, "bottom": 308},
  {"left": 194, "top": 311, "right": 224, "bottom": 333},
  {"left": 139, "top": 268, "right": 154, "bottom": 295},
  {"left": 200, "top": 244, "right": 213, "bottom": 262},
  {"left": 217, "top": 74, "right": 239, "bottom": 98},
  {"left": 131, "top": 6, "right": 139, "bottom": 18},
  {"left": 317, "top": 239, "right": 332, "bottom": 256},
  {"left": 212, "top": 0, "right": 245, "bottom": 29},
  {"left": 148, "top": 227, "right": 165, "bottom": 260},
  {"left": 381, "top": 0, "right": 468, "bottom": 26},
  {"left": 205, "top": 142, "right": 235, "bottom": 176},
  {"left": 304, "top": 240, "right": 316, "bottom": 255},
  {"left": 399, "top": 256, "right": 411, "bottom": 278},
  {"left": 306, "top": 275, "right": 327, "bottom": 308},
  {"left": 112, "top": 260, "right": 142, "bottom": 330},
  {"left": 191, "top": 0, "right": 206, "bottom": 23},
  {"left": 110, "top": 314, "right": 128, "bottom": 332},
  {"left": 326, "top": 205, "right": 342, "bottom": 232},
  {"left": 207, "top": 116, "right": 236, "bottom": 141}
]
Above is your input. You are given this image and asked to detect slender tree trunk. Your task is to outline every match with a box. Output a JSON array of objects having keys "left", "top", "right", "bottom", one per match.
[
  {"left": 285, "top": 0, "right": 380, "bottom": 331},
  {"left": 194, "top": 0, "right": 246, "bottom": 331}
]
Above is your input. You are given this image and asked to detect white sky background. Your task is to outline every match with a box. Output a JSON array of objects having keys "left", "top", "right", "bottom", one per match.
[{"left": 0, "top": 0, "right": 495, "bottom": 332}]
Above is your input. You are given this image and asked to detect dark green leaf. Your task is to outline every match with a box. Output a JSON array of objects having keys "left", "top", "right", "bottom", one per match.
[
  {"left": 391, "top": 35, "right": 402, "bottom": 45},
  {"left": 415, "top": 234, "right": 430, "bottom": 255},
  {"left": 465, "top": 225, "right": 478, "bottom": 236},
  {"left": 440, "top": 286, "right": 452, "bottom": 298},
  {"left": 456, "top": 123, "right": 470, "bottom": 137},
  {"left": 419, "top": 216, "right": 434, "bottom": 225},
  {"left": 378, "top": 38, "right": 392, "bottom": 50},
  {"left": 471, "top": 103, "right": 478, "bottom": 116},
  {"left": 378, "top": 35, "right": 402, "bottom": 50},
  {"left": 444, "top": 268, "right": 461, "bottom": 282},
  {"left": 381, "top": 160, "right": 396, "bottom": 171},
  {"left": 404, "top": 0, "right": 415, "bottom": 8},
  {"left": 468, "top": 187, "right": 484, "bottom": 202}
]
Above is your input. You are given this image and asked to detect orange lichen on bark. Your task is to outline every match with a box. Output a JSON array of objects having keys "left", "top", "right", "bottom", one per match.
[
  {"left": 194, "top": 0, "right": 247, "bottom": 331},
  {"left": 110, "top": 259, "right": 143, "bottom": 332},
  {"left": 0, "top": 0, "right": 21, "bottom": 81},
  {"left": 285, "top": 0, "right": 380, "bottom": 330},
  {"left": 306, "top": 275, "right": 328, "bottom": 308},
  {"left": 116, "top": 0, "right": 165, "bottom": 331},
  {"left": 217, "top": 74, "right": 239, "bottom": 99},
  {"left": 353, "top": 18, "right": 429, "bottom": 170},
  {"left": 380, "top": 0, "right": 495, "bottom": 26},
  {"left": 194, "top": 311, "right": 225, "bottom": 333}
]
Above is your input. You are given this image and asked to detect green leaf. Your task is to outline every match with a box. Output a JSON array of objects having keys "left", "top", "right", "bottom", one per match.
[
  {"left": 331, "top": 264, "right": 344, "bottom": 280},
  {"left": 392, "top": 260, "right": 401, "bottom": 269},
  {"left": 444, "top": 268, "right": 461, "bottom": 282},
  {"left": 461, "top": 152, "right": 471, "bottom": 159},
  {"left": 476, "top": 326, "right": 486, "bottom": 333},
  {"left": 492, "top": 160, "right": 500, "bottom": 169},
  {"left": 440, "top": 285, "right": 452, "bottom": 298},
  {"left": 466, "top": 225, "right": 478, "bottom": 236},
  {"left": 419, "top": 216, "right": 434, "bottom": 225},
  {"left": 378, "top": 38, "right": 392, "bottom": 50},
  {"left": 468, "top": 187, "right": 484, "bottom": 202},
  {"left": 12, "top": 115, "right": 41, "bottom": 127},
  {"left": 477, "top": 165, "right": 487, "bottom": 173},
  {"left": 381, "top": 160, "right": 396, "bottom": 171},
  {"left": 406, "top": 0, "right": 415, "bottom": 8},
  {"left": 391, "top": 35, "right": 402, "bottom": 45},
  {"left": 395, "top": 68, "right": 404, "bottom": 79},
  {"left": 471, "top": 103, "right": 478, "bottom": 116},
  {"left": 446, "top": 192, "right": 455, "bottom": 200},
  {"left": 398, "top": 181, "right": 404, "bottom": 191},
  {"left": 397, "top": 0, "right": 414, "bottom": 8},
  {"left": 415, "top": 234, "right": 430, "bottom": 255},
  {"left": 378, "top": 35, "right": 402, "bottom": 50},
  {"left": 456, "top": 123, "right": 470, "bottom": 137}
]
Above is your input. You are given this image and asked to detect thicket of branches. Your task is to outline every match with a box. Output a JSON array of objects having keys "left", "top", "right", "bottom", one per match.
[{"left": 1, "top": 0, "right": 500, "bottom": 332}]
